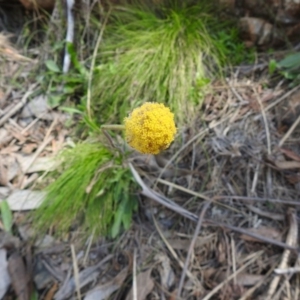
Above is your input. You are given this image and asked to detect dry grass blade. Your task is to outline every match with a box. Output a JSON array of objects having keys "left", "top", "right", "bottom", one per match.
[
  {"left": 265, "top": 86, "right": 300, "bottom": 112},
  {"left": 71, "top": 244, "right": 81, "bottom": 300},
  {"left": 215, "top": 195, "right": 300, "bottom": 206},
  {"left": 130, "top": 163, "right": 298, "bottom": 251},
  {"left": 153, "top": 216, "right": 196, "bottom": 285},
  {"left": 279, "top": 114, "right": 300, "bottom": 147},
  {"left": 202, "top": 251, "right": 264, "bottom": 300},
  {"left": 266, "top": 209, "right": 298, "bottom": 299},
  {"left": 177, "top": 201, "right": 211, "bottom": 298},
  {"left": 133, "top": 248, "right": 137, "bottom": 300},
  {"left": 274, "top": 267, "right": 300, "bottom": 275}
]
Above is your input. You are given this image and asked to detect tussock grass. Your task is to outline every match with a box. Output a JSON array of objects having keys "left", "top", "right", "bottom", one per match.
[
  {"left": 92, "top": 1, "right": 225, "bottom": 124},
  {"left": 32, "top": 143, "right": 136, "bottom": 237}
]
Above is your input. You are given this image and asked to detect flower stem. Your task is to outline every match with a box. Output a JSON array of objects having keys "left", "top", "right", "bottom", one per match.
[{"left": 101, "top": 124, "right": 125, "bottom": 130}]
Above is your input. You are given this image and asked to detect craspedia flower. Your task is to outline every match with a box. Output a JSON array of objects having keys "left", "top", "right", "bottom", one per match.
[{"left": 124, "top": 102, "right": 177, "bottom": 155}]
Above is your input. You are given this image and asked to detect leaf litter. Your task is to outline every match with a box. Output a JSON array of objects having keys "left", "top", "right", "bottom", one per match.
[{"left": 1, "top": 3, "right": 300, "bottom": 300}]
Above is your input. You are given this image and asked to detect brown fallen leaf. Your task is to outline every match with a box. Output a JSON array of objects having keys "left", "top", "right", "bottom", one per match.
[
  {"left": 241, "top": 226, "right": 282, "bottom": 243},
  {"left": 279, "top": 148, "right": 300, "bottom": 162},
  {"left": 216, "top": 271, "right": 263, "bottom": 287},
  {"left": 44, "top": 282, "right": 58, "bottom": 300},
  {"left": 274, "top": 160, "right": 300, "bottom": 170},
  {"left": 8, "top": 252, "right": 29, "bottom": 300},
  {"left": 0, "top": 161, "right": 8, "bottom": 186},
  {"left": 125, "top": 269, "right": 154, "bottom": 300}
]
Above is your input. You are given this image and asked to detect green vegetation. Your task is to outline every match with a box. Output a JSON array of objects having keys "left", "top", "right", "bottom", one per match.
[
  {"left": 269, "top": 52, "right": 300, "bottom": 86},
  {"left": 215, "top": 28, "right": 256, "bottom": 65},
  {"left": 32, "top": 142, "right": 137, "bottom": 238},
  {"left": 92, "top": 1, "right": 226, "bottom": 124},
  {"left": 30, "top": 1, "right": 255, "bottom": 239}
]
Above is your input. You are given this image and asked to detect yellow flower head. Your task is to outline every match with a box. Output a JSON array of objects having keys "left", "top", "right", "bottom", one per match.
[{"left": 124, "top": 102, "right": 177, "bottom": 155}]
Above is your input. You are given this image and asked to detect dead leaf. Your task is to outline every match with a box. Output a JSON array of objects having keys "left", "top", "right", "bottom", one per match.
[
  {"left": 280, "top": 148, "right": 300, "bottom": 162},
  {"left": 55, "top": 255, "right": 113, "bottom": 300},
  {"left": 125, "top": 269, "right": 154, "bottom": 300},
  {"left": 0, "top": 128, "right": 12, "bottom": 147},
  {"left": 0, "top": 187, "right": 10, "bottom": 199},
  {"left": 155, "top": 254, "right": 175, "bottom": 290},
  {"left": 16, "top": 155, "right": 57, "bottom": 174},
  {"left": 6, "top": 190, "right": 46, "bottom": 211},
  {"left": 8, "top": 252, "right": 29, "bottom": 300},
  {"left": 241, "top": 226, "right": 282, "bottom": 243},
  {"left": 0, "top": 161, "right": 8, "bottom": 185},
  {"left": 44, "top": 283, "right": 58, "bottom": 300},
  {"left": 236, "top": 273, "right": 264, "bottom": 286},
  {"left": 274, "top": 160, "right": 300, "bottom": 170},
  {"left": 21, "top": 95, "right": 51, "bottom": 120},
  {"left": 22, "top": 143, "right": 38, "bottom": 154},
  {"left": 0, "top": 248, "right": 11, "bottom": 299},
  {"left": 168, "top": 235, "right": 215, "bottom": 251},
  {"left": 0, "top": 145, "right": 21, "bottom": 154},
  {"left": 84, "top": 267, "right": 128, "bottom": 300}
]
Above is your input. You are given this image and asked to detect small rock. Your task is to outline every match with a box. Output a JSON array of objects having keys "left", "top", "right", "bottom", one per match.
[{"left": 21, "top": 95, "right": 52, "bottom": 120}]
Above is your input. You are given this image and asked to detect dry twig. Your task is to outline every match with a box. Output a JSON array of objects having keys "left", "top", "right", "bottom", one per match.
[{"left": 266, "top": 209, "right": 298, "bottom": 299}]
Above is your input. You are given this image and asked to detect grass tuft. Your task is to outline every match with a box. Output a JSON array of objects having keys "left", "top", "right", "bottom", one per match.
[
  {"left": 92, "top": 1, "right": 226, "bottom": 124},
  {"left": 32, "top": 142, "right": 137, "bottom": 237}
]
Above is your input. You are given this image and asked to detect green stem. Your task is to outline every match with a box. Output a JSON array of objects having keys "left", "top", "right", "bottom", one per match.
[{"left": 101, "top": 124, "right": 125, "bottom": 130}]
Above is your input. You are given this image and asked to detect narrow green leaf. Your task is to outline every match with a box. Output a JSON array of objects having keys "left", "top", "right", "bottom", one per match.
[
  {"left": 0, "top": 200, "right": 13, "bottom": 233},
  {"left": 111, "top": 205, "right": 123, "bottom": 238}
]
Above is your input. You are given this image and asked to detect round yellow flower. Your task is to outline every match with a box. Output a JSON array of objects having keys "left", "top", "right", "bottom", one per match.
[{"left": 124, "top": 102, "right": 177, "bottom": 155}]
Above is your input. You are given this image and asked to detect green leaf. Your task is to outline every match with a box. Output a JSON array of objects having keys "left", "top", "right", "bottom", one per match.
[
  {"left": 268, "top": 59, "right": 277, "bottom": 75},
  {"left": 111, "top": 204, "right": 124, "bottom": 238},
  {"left": 45, "top": 60, "right": 61, "bottom": 73},
  {"left": 66, "top": 42, "right": 88, "bottom": 77},
  {"left": 277, "top": 53, "right": 300, "bottom": 69},
  {"left": 0, "top": 200, "right": 13, "bottom": 233},
  {"left": 59, "top": 106, "right": 84, "bottom": 114},
  {"left": 48, "top": 95, "right": 64, "bottom": 107}
]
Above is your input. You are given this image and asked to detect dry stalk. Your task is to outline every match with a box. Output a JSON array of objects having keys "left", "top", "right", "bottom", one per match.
[
  {"left": 266, "top": 209, "right": 298, "bottom": 299},
  {"left": 279, "top": 114, "right": 300, "bottom": 147},
  {"left": 133, "top": 248, "right": 137, "bottom": 300},
  {"left": 177, "top": 201, "right": 211, "bottom": 298},
  {"left": 71, "top": 244, "right": 82, "bottom": 300}
]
